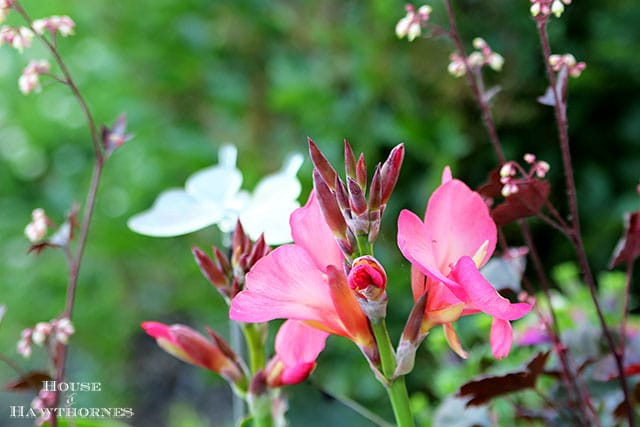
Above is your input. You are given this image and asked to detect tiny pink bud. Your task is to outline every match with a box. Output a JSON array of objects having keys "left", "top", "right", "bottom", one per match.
[
  {"left": 32, "top": 322, "right": 51, "bottom": 345},
  {"left": 499, "top": 163, "right": 515, "bottom": 178},
  {"left": 523, "top": 153, "right": 536, "bottom": 164}
]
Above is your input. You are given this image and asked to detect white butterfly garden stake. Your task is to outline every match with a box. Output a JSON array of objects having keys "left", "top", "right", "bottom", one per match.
[{"left": 127, "top": 144, "right": 304, "bottom": 245}]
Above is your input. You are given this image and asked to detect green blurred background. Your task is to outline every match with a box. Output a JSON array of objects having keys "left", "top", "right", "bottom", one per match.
[{"left": 1, "top": 0, "right": 639, "bottom": 425}]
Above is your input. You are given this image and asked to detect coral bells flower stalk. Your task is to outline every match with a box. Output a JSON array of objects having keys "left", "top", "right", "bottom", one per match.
[
  {"left": 229, "top": 191, "right": 377, "bottom": 363},
  {"left": 141, "top": 321, "right": 246, "bottom": 387},
  {"left": 397, "top": 167, "right": 532, "bottom": 358}
]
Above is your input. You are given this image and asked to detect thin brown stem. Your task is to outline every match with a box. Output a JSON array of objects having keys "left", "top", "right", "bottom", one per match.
[
  {"left": 619, "top": 261, "right": 634, "bottom": 359},
  {"left": 12, "top": 3, "right": 107, "bottom": 426},
  {"left": 443, "top": 0, "right": 505, "bottom": 164},
  {"left": 535, "top": 17, "right": 634, "bottom": 426}
]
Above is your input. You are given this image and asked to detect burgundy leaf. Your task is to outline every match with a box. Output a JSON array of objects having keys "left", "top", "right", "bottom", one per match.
[
  {"left": 5, "top": 371, "right": 52, "bottom": 392},
  {"left": 458, "top": 351, "right": 550, "bottom": 406},
  {"left": 609, "top": 212, "right": 640, "bottom": 268},
  {"left": 491, "top": 181, "right": 550, "bottom": 226}
]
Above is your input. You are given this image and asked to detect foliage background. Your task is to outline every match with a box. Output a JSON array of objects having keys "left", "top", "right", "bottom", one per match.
[{"left": 1, "top": 0, "right": 639, "bottom": 425}]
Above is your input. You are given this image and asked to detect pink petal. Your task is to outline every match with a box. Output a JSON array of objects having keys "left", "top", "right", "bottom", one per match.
[
  {"left": 451, "top": 256, "right": 532, "bottom": 320},
  {"left": 426, "top": 179, "right": 497, "bottom": 270},
  {"left": 229, "top": 245, "right": 350, "bottom": 337},
  {"left": 274, "top": 320, "right": 328, "bottom": 385},
  {"left": 443, "top": 323, "right": 468, "bottom": 359},
  {"left": 290, "top": 192, "right": 343, "bottom": 271},
  {"left": 441, "top": 166, "right": 453, "bottom": 184},
  {"left": 325, "top": 265, "right": 375, "bottom": 348},
  {"left": 398, "top": 209, "right": 458, "bottom": 289},
  {"left": 141, "top": 321, "right": 173, "bottom": 342},
  {"left": 490, "top": 318, "right": 513, "bottom": 359}
]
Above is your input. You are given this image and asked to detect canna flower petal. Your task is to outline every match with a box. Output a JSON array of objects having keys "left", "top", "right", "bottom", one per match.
[
  {"left": 290, "top": 191, "right": 344, "bottom": 270},
  {"left": 450, "top": 256, "right": 532, "bottom": 321},
  {"left": 425, "top": 177, "right": 497, "bottom": 271},
  {"left": 266, "top": 320, "right": 328, "bottom": 387},
  {"left": 398, "top": 167, "right": 531, "bottom": 359},
  {"left": 230, "top": 192, "right": 374, "bottom": 350},
  {"left": 490, "top": 318, "right": 513, "bottom": 359}
]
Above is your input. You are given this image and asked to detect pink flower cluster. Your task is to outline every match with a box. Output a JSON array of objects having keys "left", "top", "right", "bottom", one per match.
[
  {"left": 395, "top": 4, "right": 432, "bottom": 42},
  {"left": 0, "top": 25, "right": 33, "bottom": 52},
  {"left": 0, "top": 0, "right": 13, "bottom": 24},
  {"left": 500, "top": 153, "right": 550, "bottom": 197},
  {"left": 530, "top": 0, "right": 572, "bottom": 18},
  {"left": 19, "top": 60, "right": 51, "bottom": 95},
  {"left": 17, "top": 318, "right": 75, "bottom": 358},
  {"left": 32, "top": 15, "right": 75, "bottom": 37},
  {"left": 549, "top": 53, "right": 586, "bottom": 78},
  {"left": 448, "top": 38, "right": 504, "bottom": 77}
]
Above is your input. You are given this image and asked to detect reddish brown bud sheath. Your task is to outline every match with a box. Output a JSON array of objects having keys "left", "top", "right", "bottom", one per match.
[
  {"left": 344, "top": 139, "right": 357, "bottom": 179},
  {"left": 313, "top": 170, "right": 348, "bottom": 240},
  {"left": 214, "top": 247, "right": 232, "bottom": 276},
  {"left": 348, "top": 177, "right": 367, "bottom": 216},
  {"left": 356, "top": 153, "right": 367, "bottom": 191},
  {"left": 367, "top": 165, "right": 382, "bottom": 212},
  {"left": 380, "top": 143, "right": 404, "bottom": 204},
  {"left": 308, "top": 137, "right": 337, "bottom": 190},
  {"left": 335, "top": 176, "right": 351, "bottom": 215},
  {"left": 192, "top": 246, "right": 228, "bottom": 290}
]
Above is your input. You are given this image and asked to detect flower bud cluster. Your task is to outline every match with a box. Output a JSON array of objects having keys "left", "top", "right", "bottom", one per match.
[
  {"left": 0, "top": 25, "right": 33, "bottom": 52},
  {"left": 395, "top": 4, "right": 432, "bottom": 42},
  {"left": 549, "top": 53, "right": 586, "bottom": 78},
  {"left": 193, "top": 221, "right": 270, "bottom": 302},
  {"left": 19, "top": 59, "right": 50, "bottom": 94},
  {"left": 32, "top": 15, "right": 75, "bottom": 37},
  {"left": 309, "top": 138, "right": 404, "bottom": 260},
  {"left": 17, "top": 318, "right": 75, "bottom": 358},
  {"left": 448, "top": 38, "right": 504, "bottom": 78},
  {"left": 499, "top": 153, "right": 550, "bottom": 197},
  {"left": 0, "top": 0, "right": 13, "bottom": 24},
  {"left": 24, "top": 208, "right": 50, "bottom": 242},
  {"left": 32, "top": 388, "right": 56, "bottom": 426},
  {"left": 530, "top": 0, "right": 572, "bottom": 18}
]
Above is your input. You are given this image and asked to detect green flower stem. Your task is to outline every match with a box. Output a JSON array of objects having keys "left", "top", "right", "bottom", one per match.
[
  {"left": 249, "top": 393, "right": 274, "bottom": 427},
  {"left": 242, "top": 323, "right": 266, "bottom": 375},
  {"left": 371, "top": 319, "right": 415, "bottom": 427},
  {"left": 356, "top": 235, "right": 374, "bottom": 258}
]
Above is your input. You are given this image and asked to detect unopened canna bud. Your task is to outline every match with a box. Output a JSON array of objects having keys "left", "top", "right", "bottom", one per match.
[{"left": 348, "top": 256, "right": 387, "bottom": 300}]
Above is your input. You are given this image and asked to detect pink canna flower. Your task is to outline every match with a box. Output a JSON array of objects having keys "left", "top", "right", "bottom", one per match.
[
  {"left": 230, "top": 191, "right": 376, "bottom": 361},
  {"left": 264, "top": 320, "right": 328, "bottom": 387},
  {"left": 397, "top": 167, "right": 531, "bottom": 359},
  {"left": 141, "top": 321, "right": 245, "bottom": 384}
]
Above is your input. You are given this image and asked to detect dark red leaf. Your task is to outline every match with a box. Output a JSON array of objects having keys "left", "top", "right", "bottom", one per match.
[
  {"left": 491, "top": 181, "right": 550, "bottom": 226},
  {"left": 4, "top": 371, "right": 52, "bottom": 392},
  {"left": 477, "top": 168, "right": 503, "bottom": 199},
  {"left": 609, "top": 212, "right": 640, "bottom": 268},
  {"left": 458, "top": 351, "right": 550, "bottom": 406}
]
